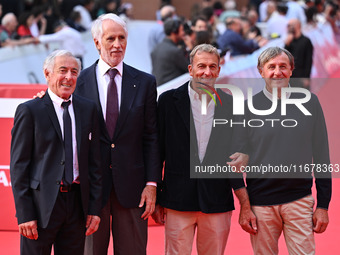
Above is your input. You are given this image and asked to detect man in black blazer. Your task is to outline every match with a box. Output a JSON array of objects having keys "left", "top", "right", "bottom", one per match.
[
  {"left": 10, "top": 50, "right": 102, "bottom": 255},
  {"left": 75, "top": 14, "right": 161, "bottom": 255},
  {"left": 153, "top": 44, "right": 257, "bottom": 254}
]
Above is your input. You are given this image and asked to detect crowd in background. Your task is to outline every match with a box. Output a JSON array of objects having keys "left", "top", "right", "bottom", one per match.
[{"left": 0, "top": 0, "right": 340, "bottom": 83}]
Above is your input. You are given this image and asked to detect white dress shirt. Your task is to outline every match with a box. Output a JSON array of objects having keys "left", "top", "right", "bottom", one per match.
[
  {"left": 189, "top": 82, "right": 215, "bottom": 163},
  {"left": 96, "top": 57, "right": 123, "bottom": 120},
  {"left": 48, "top": 89, "right": 79, "bottom": 182}
]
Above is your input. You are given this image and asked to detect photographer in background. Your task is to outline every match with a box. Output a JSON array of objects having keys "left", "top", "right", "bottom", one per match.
[{"left": 284, "top": 18, "right": 313, "bottom": 89}]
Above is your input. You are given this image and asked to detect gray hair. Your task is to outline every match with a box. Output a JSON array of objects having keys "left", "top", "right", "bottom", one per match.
[
  {"left": 257, "top": 47, "right": 295, "bottom": 72},
  {"left": 190, "top": 44, "right": 220, "bottom": 65},
  {"left": 1, "top": 12, "right": 16, "bottom": 26},
  {"left": 43, "top": 50, "right": 81, "bottom": 75},
  {"left": 91, "top": 13, "right": 128, "bottom": 43}
]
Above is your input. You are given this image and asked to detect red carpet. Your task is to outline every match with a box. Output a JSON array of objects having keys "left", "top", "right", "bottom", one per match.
[{"left": 1, "top": 75, "right": 339, "bottom": 254}]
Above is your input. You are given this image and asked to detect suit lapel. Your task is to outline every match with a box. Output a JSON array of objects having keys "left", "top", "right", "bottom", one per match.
[
  {"left": 114, "top": 64, "right": 138, "bottom": 139},
  {"left": 174, "top": 83, "right": 190, "bottom": 133},
  {"left": 174, "top": 83, "right": 199, "bottom": 155},
  {"left": 43, "top": 93, "right": 63, "bottom": 142},
  {"left": 72, "top": 96, "right": 82, "bottom": 156},
  {"left": 81, "top": 61, "right": 111, "bottom": 141}
]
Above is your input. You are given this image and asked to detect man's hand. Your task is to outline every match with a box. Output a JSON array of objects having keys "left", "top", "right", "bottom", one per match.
[
  {"left": 151, "top": 204, "right": 165, "bottom": 225},
  {"left": 239, "top": 205, "right": 257, "bottom": 235},
  {"left": 234, "top": 188, "right": 257, "bottom": 235},
  {"left": 19, "top": 220, "right": 38, "bottom": 240},
  {"left": 227, "top": 152, "right": 249, "bottom": 172},
  {"left": 33, "top": 90, "right": 46, "bottom": 99},
  {"left": 85, "top": 215, "right": 100, "bottom": 236},
  {"left": 313, "top": 208, "right": 329, "bottom": 233},
  {"left": 139, "top": 185, "right": 156, "bottom": 220}
]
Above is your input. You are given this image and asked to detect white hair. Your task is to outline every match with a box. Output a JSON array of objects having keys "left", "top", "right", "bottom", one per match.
[
  {"left": 91, "top": 13, "right": 128, "bottom": 43},
  {"left": 43, "top": 50, "right": 81, "bottom": 75},
  {"left": 1, "top": 13, "right": 16, "bottom": 26}
]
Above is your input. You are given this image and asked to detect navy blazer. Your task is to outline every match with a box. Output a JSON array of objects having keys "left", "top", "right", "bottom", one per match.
[
  {"left": 157, "top": 82, "right": 244, "bottom": 213},
  {"left": 10, "top": 93, "right": 102, "bottom": 228},
  {"left": 75, "top": 61, "right": 161, "bottom": 208}
]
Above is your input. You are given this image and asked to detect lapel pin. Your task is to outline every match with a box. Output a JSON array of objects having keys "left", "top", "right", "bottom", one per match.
[{"left": 133, "top": 85, "right": 136, "bottom": 88}]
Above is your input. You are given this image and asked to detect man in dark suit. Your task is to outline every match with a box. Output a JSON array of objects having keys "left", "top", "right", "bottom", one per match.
[
  {"left": 153, "top": 44, "right": 256, "bottom": 255},
  {"left": 75, "top": 14, "right": 161, "bottom": 255},
  {"left": 10, "top": 50, "right": 102, "bottom": 255}
]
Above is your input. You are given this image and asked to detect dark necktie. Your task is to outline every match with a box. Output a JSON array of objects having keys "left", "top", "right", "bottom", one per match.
[
  {"left": 62, "top": 100, "right": 73, "bottom": 186},
  {"left": 106, "top": 69, "right": 119, "bottom": 139}
]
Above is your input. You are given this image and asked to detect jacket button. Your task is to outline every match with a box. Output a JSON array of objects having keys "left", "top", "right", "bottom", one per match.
[
  {"left": 111, "top": 144, "right": 115, "bottom": 148},
  {"left": 60, "top": 160, "right": 65, "bottom": 165}
]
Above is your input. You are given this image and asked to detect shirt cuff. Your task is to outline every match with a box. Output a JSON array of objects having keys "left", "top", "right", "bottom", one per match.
[{"left": 146, "top": 181, "right": 157, "bottom": 187}]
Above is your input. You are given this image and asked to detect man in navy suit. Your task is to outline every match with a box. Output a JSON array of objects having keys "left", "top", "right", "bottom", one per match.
[
  {"left": 10, "top": 50, "right": 102, "bottom": 255},
  {"left": 76, "top": 14, "right": 161, "bottom": 255}
]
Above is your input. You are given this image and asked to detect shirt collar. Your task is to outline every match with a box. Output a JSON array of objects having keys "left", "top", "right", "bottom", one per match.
[
  {"left": 47, "top": 89, "right": 73, "bottom": 107},
  {"left": 98, "top": 57, "right": 123, "bottom": 77},
  {"left": 263, "top": 84, "right": 291, "bottom": 101},
  {"left": 188, "top": 81, "right": 197, "bottom": 100}
]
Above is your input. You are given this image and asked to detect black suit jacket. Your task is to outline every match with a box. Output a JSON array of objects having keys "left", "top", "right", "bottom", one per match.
[
  {"left": 75, "top": 61, "right": 161, "bottom": 208},
  {"left": 157, "top": 83, "right": 244, "bottom": 213},
  {"left": 10, "top": 93, "right": 102, "bottom": 228}
]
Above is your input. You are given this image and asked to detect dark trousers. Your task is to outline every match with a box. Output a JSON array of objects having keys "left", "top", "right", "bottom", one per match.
[
  {"left": 84, "top": 188, "right": 147, "bottom": 255},
  {"left": 21, "top": 188, "right": 86, "bottom": 255}
]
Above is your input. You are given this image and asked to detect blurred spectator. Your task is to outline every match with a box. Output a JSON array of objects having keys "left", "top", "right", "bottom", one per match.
[
  {"left": 325, "top": 2, "right": 340, "bottom": 44},
  {"left": 44, "top": 4, "right": 61, "bottom": 34},
  {"left": 247, "top": 9, "right": 262, "bottom": 36},
  {"left": 148, "top": 4, "right": 176, "bottom": 53},
  {"left": 194, "top": 30, "right": 211, "bottom": 46},
  {"left": 285, "top": 18, "right": 313, "bottom": 89},
  {"left": 266, "top": 1, "right": 289, "bottom": 39},
  {"left": 212, "top": 1, "right": 224, "bottom": 17},
  {"left": 201, "top": 6, "right": 220, "bottom": 45},
  {"left": 202, "top": 0, "right": 213, "bottom": 9},
  {"left": 17, "top": 11, "right": 34, "bottom": 38},
  {"left": 0, "top": 12, "right": 37, "bottom": 47},
  {"left": 219, "top": 0, "right": 240, "bottom": 23},
  {"left": 151, "top": 18, "right": 189, "bottom": 85},
  {"left": 66, "top": 11, "right": 86, "bottom": 32},
  {"left": 73, "top": 0, "right": 94, "bottom": 30},
  {"left": 191, "top": 15, "right": 208, "bottom": 32},
  {"left": 305, "top": 6, "right": 318, "bottom": 30},
  {"left": 37, "top": 20, "right": 85, "bottom": 68},
  {"left": 259, "top": 0, "right": 270, "bottom": 21},
  {"left": 265, "top": 0, "right": 276, "bottom": 23},
  {"left": 96, "top": 0, "right": 120, "bottom": 16},
  {"left": 155, "top": 0, "right": 173, "bottom": 21},
  {"left": 286, "top": 0, "right": 307, "bottom": 25},
  {"left": 315, "top": 0, "right": 326, "bottom": 24},
  {"left": 217, "top": 17, "right": 266, "bottom": 57},
  {"left": 0, "top": 0, "right": 24, "bottom": 18},
  {"left": 190, "top": 0, "right": 213, "bottom": 20},
  {"left": 118, "top": 3, "right": 134, "bottom": 22},
  {"left": 0, "top": 4, "right": 2, "bottom": 18},
  {"left": 59, "top": 0, "right": 82, "bottom": 20},
  {"left": 29, "top": 6, "right": 47, "bottom": 37}
]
